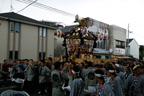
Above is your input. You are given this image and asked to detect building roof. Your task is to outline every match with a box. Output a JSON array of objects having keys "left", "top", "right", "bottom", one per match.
[
  {"left": 126, "top": 39, "right": 133, "bottom": 44},
  {"left": 0, "top": 12, "right": 57, "bottom": 29},
  {"left": 55, "top": 25, "right": 79, "bottom": 35},
  {"left": 61, "top": 25, "right": 79, "bottom": 33}
]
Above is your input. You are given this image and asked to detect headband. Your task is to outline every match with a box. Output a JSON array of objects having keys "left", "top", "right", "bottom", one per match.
[
  {"left": 133, "top": 65, "right": 140, "bottom": 71},
  {"left": 95, "top": 73, "right": 103, "bottom": 77},
  {"left": 115, "top": 64, "right": 120, "bottom": 68},
  {"left": 12, "top": 78, "right": 25, "bottom": 83},
  {"left": 72, "top": 70, "right": 80, "bottom": 74},
  {"left": 108, "top": 70, "right": 115, "bottom": 73}
]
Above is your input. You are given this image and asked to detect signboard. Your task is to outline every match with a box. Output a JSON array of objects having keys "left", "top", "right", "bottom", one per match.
[
  {"left": 113, "top": 48, "right": 125, "bottom": 55},
  {"left": 93, "top": 48, "right": 109, "bottom": 54},
  {"left": 87, "top": 18, "right": 109, "bottom": 39}
]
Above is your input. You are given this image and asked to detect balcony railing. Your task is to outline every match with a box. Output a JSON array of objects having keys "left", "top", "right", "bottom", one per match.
[{"left": 116, "top": 45, "right": 125, "bottom": 48}]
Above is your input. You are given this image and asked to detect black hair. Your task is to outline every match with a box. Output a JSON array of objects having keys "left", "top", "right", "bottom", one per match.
[
  {"left": 112, "top": 62, "right": 115, "bottom": 65},
  {"left": 84, "top": 60, "right": 88, "bottom": 64},
  {"left": 108, "top": 66, "right": 116, "bottom": 76},
  {"left": 99, "top": 64, "right": 103, "bottom": 68},
  {"left": 81, "top": 62, "right": 84, "bottom": 67},
  {"left": 101, "top": 61, "right": 104, "bottom": 63},
  {"left": 48, "top": 57, "right": 53, "bottom": 62},
  {"left": 141, "top": 65, "right": 144, "bottom": 69},
  {"left": 95, "top": 69, "right": 104, "bottom": 81},
  {"left": 95, "top": 64, "right": 100, "bottom": 68},
  {"left": 71, "top": 61, "right": 76, "bottom": 66},
  {"left": 17, "top": 59, "right": 21, "bottom": 61},
  {"left": 12, "top": 73, "right": 25, "bottom": 87},
  {"left": 29, "top": 59, "right": 33, "bottom": 62},
  {"left": 54, "top": 61, "right": 62, "bottom": 69},
  {"left": 106, "top": 64, "right": 113, "bottom": 71},
  {"left": 73, "top": 65, "right": 80, "bottom": 73},
  {"left": 87, "top": 61, "right": 93, "bottom": 67},
  {"left": 62, "top": 55, "right": 67, "bottom": 59},
  {"left": 126, "top": 66, "right": 131, "bottom": 71},
  {"left": 24, "top": 59, "right": 29, "bottom": 62},
  {"left": 41, "top": 60, "right": 45, "bottom": 63},
  {"left": 3, "top": 59, "right": 7, "bottom": 63}
]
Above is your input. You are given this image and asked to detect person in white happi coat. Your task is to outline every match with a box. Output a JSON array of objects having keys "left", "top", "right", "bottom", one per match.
[
  {"left": 109, "top": 65, "right": 124, "bottom": 96},
  {"left": 124, "top": 65, "right": 144, "bottom": 96},
  {"left": 94, "top": 69, "right": 115, "bottom": 96}
]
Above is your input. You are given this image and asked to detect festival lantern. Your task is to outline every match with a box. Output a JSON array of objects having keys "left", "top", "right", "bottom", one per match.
[
  {"left": 57, "top": 29, "right": 62, "bottom": 37},
  {"left": 98, "top": 33, "right": 104, "bottom": 42}
]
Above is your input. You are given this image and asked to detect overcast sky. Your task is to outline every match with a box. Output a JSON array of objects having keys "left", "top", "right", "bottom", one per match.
[{"left": 0, "top": 0, "right": 144, "bottom": 45}]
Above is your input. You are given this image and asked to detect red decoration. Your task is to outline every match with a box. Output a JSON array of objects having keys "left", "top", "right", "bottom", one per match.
[
  {"left": 57, "top": 29, "right": 62, "bottom": 37},
  {"left": 99, "top": 34, "right": 103, "bottom": 40}
]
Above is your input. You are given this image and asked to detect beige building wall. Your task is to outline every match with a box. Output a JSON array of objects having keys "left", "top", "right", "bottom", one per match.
[
  {"left": 43, "top": 37, "right": 46, "bottom": 52},
  {"left": 0, "top": 19, "right": 56, "bottom": 62},
  {"left": 10, "top": 33, "right": 14, "bottom": 50},
  {"left": 0, "top": 20, "right": 8, "bottom": 63},
  {"left": 47, "top": 29, "right": 55, "bottom": 57},
  {"left": 39, "top": 37, "right": 42, "bottom": 52},
  {"left": 15, "top": 33, "right": 19, "bottom": 51},
  {"left": 20, "top": 24, "right": 38, "bottom": 60}
]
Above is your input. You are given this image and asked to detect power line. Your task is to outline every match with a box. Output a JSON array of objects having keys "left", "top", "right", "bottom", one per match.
[
  {"left": 17, "top": 0, "right": 37, "bottom": 13},
  {"left": 10, "top": 0, "right": 14, "bottom": 12},
  {"left": 16, "top": 0, "right": 75, "bottom": 17}
]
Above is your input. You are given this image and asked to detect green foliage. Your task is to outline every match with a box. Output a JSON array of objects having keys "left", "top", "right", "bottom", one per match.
[{"left": 139, "top": 45, "right": 144, "bottom": 60}]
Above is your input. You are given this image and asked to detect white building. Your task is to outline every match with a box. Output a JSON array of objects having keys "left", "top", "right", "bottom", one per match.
[
  {"left": 0, "top": 12, "right": 56, "bottom": 63},
  {"left": 126, "top": 38, "right": 139, "bottom": 59}
]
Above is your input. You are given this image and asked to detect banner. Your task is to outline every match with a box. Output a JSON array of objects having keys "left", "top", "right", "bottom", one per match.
[
  {"left": 93, "top": 48, "right": 109, "bottom": 54},
  {"left": 113, "top": 48, "right": 125, "bottom": 55}
]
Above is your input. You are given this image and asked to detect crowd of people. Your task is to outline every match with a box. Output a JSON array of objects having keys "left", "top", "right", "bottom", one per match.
[{"left": 0, "top": 56, "right": 144, "bottom": 96}]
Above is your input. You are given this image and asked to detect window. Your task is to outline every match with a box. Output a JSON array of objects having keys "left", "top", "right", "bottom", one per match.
[
  {"left": 99, "top": 42, "right": 101, "bottom": 48},
  {"left": 15, "top": 23, "right": 19, "bottom": 33},
  {"left": 102, "top": 40, "right": 104, "bottom": 49},
  {"left": 15, "top": 51, "right": 18, "bottom": 60},
  {"left": 101, "top": 55, "right": 106, "bottom": 59},
  {"left": 96, "top": 56, "right": 101, "bottom": 59},
  {"left": 39, "top": 27, "right": 47, "bottom": 37},
  {"left": 116, "top": 40, "right": 125, "bottom": 48},
  {"left": 39, "top": 28, "right": 42, "bottom": 36},
  {"left": 43, "top": 52, "right": 46, "bottom": 60},
  {"left": 43, "top": 28, "right": 46, "bottom": 37},
  {"left": 96, "top": 41, "right": 99, "bottom": 48},
  {"left": 39, "top": 52, "right": 41, "bottom": 59},
  {"left": 102, "top": 39, "right": 106, "bottom": 49},
  {"left": 9, "top": 51, "right": 18, "bottom": 60},
  {"left": 10, "top": 22, "right": 14, "bottom": 32},
  {"left": 9, "top": 51, "right": 13, "bottom": 60}
]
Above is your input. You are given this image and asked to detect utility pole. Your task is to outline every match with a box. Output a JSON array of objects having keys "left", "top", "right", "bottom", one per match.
[
  {"left": 127, "top": 24, "right": 133, "bottom": 56},
  {"left": 127, "top": 24, "right": 129, "bottom": 56}
]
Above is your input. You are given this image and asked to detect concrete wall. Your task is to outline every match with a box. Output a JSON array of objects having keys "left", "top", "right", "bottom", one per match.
[
  {"left": 109, "top": 26, "right": 114, "bottom": 48},
  {"left": 0, "top": 20, "right": 8, "bottom": 63},
  {"left": 129, "top": 39, "right": 139, "bottom": 59},
  {"left": 113, "top": 25, "right": 126, "bottom": 41},
  {"left": 109, "top": 25, "right": 126, "bottom": 55},
  {"left": 20, "top": 24, "right": 38, "bottom": 60}
]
